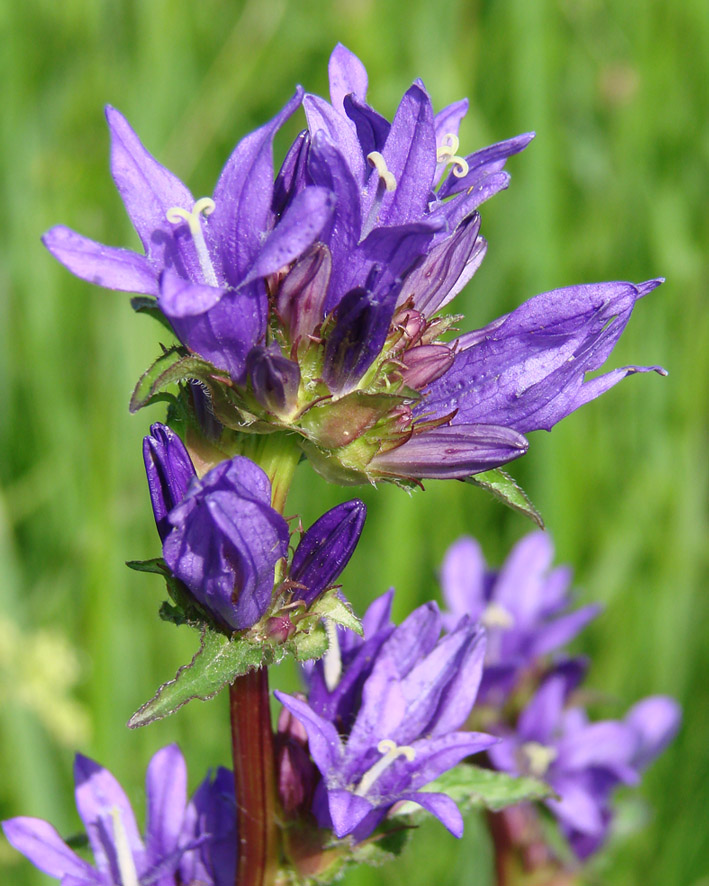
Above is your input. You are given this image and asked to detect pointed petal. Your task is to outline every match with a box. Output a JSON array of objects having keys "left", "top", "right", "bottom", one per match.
[
  {"left": 272, "top": 129, "right": 310, "bottom": 217},
  {"left": 145, "top": 744, "right": 187, "bottom": 863},
  {"left": 419, "top": 280, "right": 665, "bottom": 433},
  {"left": 625, "top": 696, "right": 681, "bottom": 770},
  {"left": 328, "top": 44, "right": 368, "bottom": 111},
  {"left": 531, "top": 605, "right": 601, "bottom": 657},
  {"left": 327, "top": 790, "right": 374, "bottom": 838},
  {"left": 370, "top": 424, "right": 529, "bottom": 479},
  {"left": 343, "top": 93, "right": 391, "bottom": 156},
  {"left": 74, "top": 753, "right": 145, "bottom": 879},
  {"left": 42, "top": 226, "right": 159, "bottom": 295},
  {"left": 382, "top": 602, "right": 441, "bottom": 677},
  {"left": 105, "top": 106, "right": 202, "bottom": 281},
  {"left": 304, "top": 93, "right": 365, "bottom": 183},
  {"left": 364, "top": 83, "right": 437, "bottom": 227},
  {"left": 518, "top": 676, "right": 567, "bottom": 744},
  {"left": 402, "top": 732, "right": 497, "bottom": 792},
  {"left": 211, "top": 89, "right": 304, "bottom": 285},
  {"left": 274, "top": 691, "right": 343, "bottom": 776},
  {"left": 242, "top": 186, "right": 336, "bottom": 285},
  {"left": 347, "top": 656, "right": 408, "bottom": 757},
  {"left": 440, "top": 536, "right": 487, "bottom": 624},
  {"left": 2, "top": 817, "right": 99, "bottom": 882},
  {"left": 307, "top": 131, "right": 362, "bottom": 267},
  {"left": 547, "top": 776, "right": 605, "bottom": 836},
  {"left": 557, "top": 722, "right": 639, "bottom": 783},
  {"left": 397, "top": 791, "right": 464, "bottom": 837},
  {"left": 493, "top": 531, "right": 554, "bottom": 622}
]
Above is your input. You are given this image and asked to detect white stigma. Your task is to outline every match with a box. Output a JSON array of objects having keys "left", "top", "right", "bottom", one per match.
[
  {"left": 436, "top": 133, "right": 470, "bottom": 178},
  {"left": 323, "top": 619, "right": 342, "bottom": 692},
  {"left": 354, "top": 739, "right": 416, "bottom": 797},
  {"left": 110, "top": 806, "right": 140, "bottom": 886},
  {"left": 521, "top": 741, "right": 558, "bottom": 778},
  {"left": 480, "top": 601, "right": 515, "bottom": 630},
  {"left": 166, "top": 197, "right": 219, "bottom": 287},
  {"left": 361, "top": 152, "right": 397, "bottom": 240}
]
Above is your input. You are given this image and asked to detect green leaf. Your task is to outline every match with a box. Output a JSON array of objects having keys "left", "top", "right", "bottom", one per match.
[
  {"left": 130, "top": 296, "right": 174, "bottom": 333},
  {"left": 130, "top": 349, "right": 230, "bottom": 413},
  {"left": 127, "top": 627, "right": 280, "bottom": 727},
  {"left": 312, "top": 591, "right": 363, "bottom": 636},
  {"left": 396, "top": 764, "right": 552, "bottom": 818},
  {"left": 290, "top": 621, "right": 328, "bottom": 661},
  {"left": 466, "top": 469, "right": 544, "bottom": 529},
  {"left": 351, "top": 820, "right": 414, "bottom": 867},
  {"left": 125, "top": 557, "right": 169, "bottom": 576}
]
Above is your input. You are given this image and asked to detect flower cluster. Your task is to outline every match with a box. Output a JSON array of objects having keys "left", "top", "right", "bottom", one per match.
[
  {"left": 2, "top": 745, "right": 237, "bottom": 885},
  {"left": 43, "top": 43, "right": 664, "bottom": 487}
]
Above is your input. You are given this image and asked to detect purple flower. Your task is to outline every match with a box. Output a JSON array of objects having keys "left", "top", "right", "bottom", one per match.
[
  {"left": 143, "top": 422, "right": 197, "bottom": 541},
  {"left": 488, "top": 671, "right": 680, "bottom": 858},
  {"left": 162, "top": 452, "right": 289, "bottom": 632},
  {"left": 43, "top": 96, "right": 336, "bottom": 383},
  {"left": 2, "top": 744, "right": 236, "bottom": 885},
  {"left": 277, "top": 601, "right": 495, "bottom": 841},
  {"left": 440, "top": 532, "right": 600, "bottom": 701},
  {"left": 290, "top": 500, "right": 367, "bottom": 606}
]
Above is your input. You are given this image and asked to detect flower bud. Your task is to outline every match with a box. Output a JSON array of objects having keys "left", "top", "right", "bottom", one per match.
[
  {"left": 322, "top": 282, "right": 397, "bottom": 394},
  {"left": 290, "top": 500, "right": 367, "bottom": 605},
  {"left": 399, "top": 343, "right": 454, "bottom": 389},
  {"left": 275, "top": 700, "right": 317, "bottom": 816},
  {"left": 245, "top": 343, "right": 301, "bottom": 418},
  {"left": 143, "top": 423, "right": 196, "bottom": 541},
  {"left": 275, "top": 243, "right": 331, "bottom": 346}
]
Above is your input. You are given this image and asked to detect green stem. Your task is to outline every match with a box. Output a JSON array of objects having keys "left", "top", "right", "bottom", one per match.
[{"left": 230, "top": 432, "right": 301, "bottom": 886}]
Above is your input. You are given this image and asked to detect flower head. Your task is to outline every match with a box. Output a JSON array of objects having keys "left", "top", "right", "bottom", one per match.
[
  {"left": 489, "top": 670, "right": 680, "bottom": 858},
  {"left": 440, "top": 532, "right": 600, "bottom": 701},
  {"left": 277, "top": 597, "right": 495, "bottom": 841},
  {"left": 2, "top": 745, "right": 236, "bottom": 885}
]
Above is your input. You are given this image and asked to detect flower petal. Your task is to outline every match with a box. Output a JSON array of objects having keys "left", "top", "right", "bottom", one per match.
[
  {"left": 438, "top": 131, "right": 535, "bottom": 199},
  {"left": 397, "top": 791, "right": 464, "bottom": 837},
  {"left": 1, "top": 817, "right": 99, "bottom": 882},
  {"left": 42, "top": 226, "right": 159, "bottom": 295},
  {"left": 145, "top": 744, "right": 187, "bottom": 864},
  {"left": 274, "top": 691, "right": 343, "bottom": 776},
  {"left": 328, "top": 43, "right": 368, "bottom": 111},
  {"left": 625, "top": 696, "right": 681, "bottom": 770},
  {"left": 211, "top": 88, "right": 304, "bottom": 285},
  {"left": 439, "top": 536, "right": 488, "bottom": 626}
]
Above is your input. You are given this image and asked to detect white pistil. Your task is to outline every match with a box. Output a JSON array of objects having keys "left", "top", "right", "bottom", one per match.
[
  {"left": 354, "top": 739, "right": 417, "bottom": 797},
  {"left": 480, "top": 601, "right": 515, "bottom": 630},
  {"left": 436, "top": 133, "right": 470, "bottom": 178},
  {"left": 166, "top": 196, "right": 218, "bottom": 287},
  {"left": 361, "top": 151, "right": 397, "bottom": 239},
  {"left": 110, "top": 806, "right": 140, "bottom": 886},
  {"left": 323, "top": 619, "right": 342, "bottom": 691},
  {"left": 521, "top": 741, "right": 558, "bottom": 778}
]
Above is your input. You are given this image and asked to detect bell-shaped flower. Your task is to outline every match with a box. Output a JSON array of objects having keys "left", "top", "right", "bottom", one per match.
[
  {"left": 440, "top": 532, "right": 600, "bottom": 700},
  {"left": 2, "top": 745, "right": 236, "bottom": 886},
  {"left": 162, "top": 454, "right": 289, "bottom": 631},
  {"left": 277, "top": 603, "right": 495, "bottom": 841}
]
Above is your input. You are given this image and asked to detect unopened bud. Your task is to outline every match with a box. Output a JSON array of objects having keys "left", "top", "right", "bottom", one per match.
[
  {"left": 276, "top": 243, "right": 332, "bottom": 346},
  {"left": 399, "top": 344, "right": 454, "bottom": 389},
  {"left": 143, "top": 423, "right": 196, "bottom": 541},
  {"left": 246, "top": 344, "right": 301, "bottom": 417}
]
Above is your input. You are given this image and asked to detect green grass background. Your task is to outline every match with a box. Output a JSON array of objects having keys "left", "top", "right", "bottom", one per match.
[{"left": 1, "top": 0, "right": 707, "bottom": 883}]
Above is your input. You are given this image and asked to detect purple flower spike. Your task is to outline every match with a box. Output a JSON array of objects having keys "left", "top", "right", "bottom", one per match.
[
  {"left": 290, "top": 500, "right": 367, "bottom": 606},
  {"left": 163, "top": 456, "right": 289, "bottom": 631},
  {"left": 420, "top": 279, "right": 667, "bottom": 435},
  {"left": 2, "top": 745, "right": 236, "bottom": 886},
  {"left": 143, "top": 422, "right": 197, "bottom": 541},
  {"left": 440, "top": 531, "right": 600, "bottom": 701},
  {"left": 246, "top": 343, "right": 301, "bottom": 417},
  {"left": 278, "top": 602, "right": 495, "bottom": 841}
]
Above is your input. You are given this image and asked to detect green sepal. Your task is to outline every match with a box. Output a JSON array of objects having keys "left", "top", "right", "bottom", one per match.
[
  {"left": 395, "top": 764, "right": 552, "bottom": 818},
  {"left": 130, "top": 348, "right": 231, "bottom": 413},
  {"left": 350, "top": 820, "right": 414, "bottom": 867},
  {"left": 125, "top": 557, "right": 169, "bottom": 576},
  {"left": 290, "top": 621, "right": 329, "bottom": 661},
  {"left": 300, "top": 390, "right": 413, "bottom": 450},
  {"left": 130, "top": 296, "right": 174, "bottom": 333},
  {"left": 466, "top": 469, "right": 544, "bottom": 529},
  {"left": 310, "top": 590, "right": 364, "bottom": 636},
  {"left": 127, "top": 626, "right": 281, "bottom": 728}
]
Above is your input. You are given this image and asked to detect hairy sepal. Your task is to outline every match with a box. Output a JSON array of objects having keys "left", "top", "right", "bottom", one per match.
[{"left": 466, "top": 468, "right": 544, "bottom": 529}]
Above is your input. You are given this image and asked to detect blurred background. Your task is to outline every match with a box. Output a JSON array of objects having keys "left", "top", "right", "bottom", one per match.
[{"left": 1, "top": 0, "right": 707, "bottom": 883}]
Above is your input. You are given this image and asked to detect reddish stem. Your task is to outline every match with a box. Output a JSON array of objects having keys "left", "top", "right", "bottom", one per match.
[{"left": 230, "top": 668, "right": 278, "bottom": 886}]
